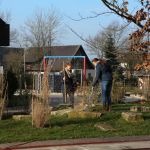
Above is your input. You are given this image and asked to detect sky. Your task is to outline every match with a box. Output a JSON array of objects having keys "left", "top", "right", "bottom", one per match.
[{"left": 0, "top": 0, "right": 138, "bottom": 56}]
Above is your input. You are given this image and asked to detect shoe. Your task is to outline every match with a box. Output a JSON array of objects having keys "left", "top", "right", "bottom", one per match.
[
  {"left": 102, "top": 105, "right": 106, "bottom": 113},
  {"left": 107, "top": 105, "right": 111, "bottom": 112},
  {"left": 71, "top": 104, "right": 74, "bottom": 109}
]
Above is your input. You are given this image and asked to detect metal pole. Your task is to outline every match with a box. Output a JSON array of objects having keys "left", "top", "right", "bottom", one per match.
[
  {"left": 81, "top": 69, "right": 83, "bottom": 86},
  {"left": 24, "top": 48, "right": 27, "bottom": 90},
  {"left": 24, "top": 48, "right": 26, "bottom": 74},
  {"left": 44, "top": 56, "right": 85, "bottom": 59},
  {"left": 63, "top": 62, "right": 67, "bottom": 103},
  {"left": 83, "top": 57, "right": 86, "bottom": 81},
  {"left": 32, "top": 73, "right": 35, "bottom": 127}
]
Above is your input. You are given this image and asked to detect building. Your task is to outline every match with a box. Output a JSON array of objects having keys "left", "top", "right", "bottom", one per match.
[
  {"left": 25, "top": 45, "right": 94, "bottom": 92},
  {"left": 0, "top": 45, "right": 94, "bottom": 92}
]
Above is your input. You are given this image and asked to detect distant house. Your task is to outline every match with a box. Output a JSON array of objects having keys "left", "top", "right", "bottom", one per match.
[
  {"left": 0, "top": 46, "right": 23, "bottom": 73},
  {"left": 0, "top": 45, "right": 94, "bottom": 92},
  {"left": 134, "top": 70, "right": 150, "bottom": 100},
  {"left": 25, "top": 45, "right": 94, "bottom": 92},
  {"left": 118, "top": 51, "right": 150, "bottom": 100},
  {"left": 25, "top": 45, "right": 93, "bottom": 71},
  {"left": 118, "top": 51, "right": 144, "bottom": 79}
]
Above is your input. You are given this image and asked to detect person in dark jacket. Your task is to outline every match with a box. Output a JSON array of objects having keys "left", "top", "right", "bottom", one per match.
[
  {"left": 92, "top": 58, "right": 113, "bottom": 112},
  {"left": 61, "top": 63, "right": 77, "bottom": 108}
]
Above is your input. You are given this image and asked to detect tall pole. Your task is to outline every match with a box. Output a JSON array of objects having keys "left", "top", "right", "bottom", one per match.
[
  {"left": 24, "top": 48, "right": 27, "bottom": 89},
  {"left": 24, "top": 48, "right": 26, "bottom": 74},
  {"left": 63, "top": 62, "right": 67, "bottom": 103},
  {"left": 83, "top": 57, "right": 86, "bottom": 81}
]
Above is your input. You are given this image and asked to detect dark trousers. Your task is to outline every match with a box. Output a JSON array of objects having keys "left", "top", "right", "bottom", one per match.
[
  {"left": 62, "top": 84, "right": 74, "bottom": 105},
  {"left": 101, "top": 80, "right": 112, "bottom": 106},
  {"left": 63, "top": 91, "right": 74, "bottom": 105}
]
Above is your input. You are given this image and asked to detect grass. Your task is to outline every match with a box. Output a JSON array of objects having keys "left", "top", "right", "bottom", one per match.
[{"left": 0, "top": 103, "right": 150, "bottom": 143}]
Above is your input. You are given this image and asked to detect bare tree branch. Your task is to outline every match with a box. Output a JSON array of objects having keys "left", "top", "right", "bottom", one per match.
[
  {"left": 101, "top": 0, "right": 145, "bottom": 29},
  {"left": 65, "top": 23, "right": 124, "bottom": 58},
  {"left": 66, "top": 11, "right": 114, "bottom": 21},
  {"left": 23, "top": 8, "right": 63, "bottom": 48}
]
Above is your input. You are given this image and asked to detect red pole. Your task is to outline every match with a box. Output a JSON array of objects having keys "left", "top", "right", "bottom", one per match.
[{"left": 83, "top": 57, "right": 86, "bottom": 81}]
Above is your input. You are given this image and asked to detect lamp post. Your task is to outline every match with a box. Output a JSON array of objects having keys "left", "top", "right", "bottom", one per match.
[{"left": 24, "top": 47, "right": 27, "bottom": 90}]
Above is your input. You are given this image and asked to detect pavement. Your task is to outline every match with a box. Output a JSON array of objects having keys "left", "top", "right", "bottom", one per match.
[{"left": 0, "top": 136, "right": 150, "bottom": 150}]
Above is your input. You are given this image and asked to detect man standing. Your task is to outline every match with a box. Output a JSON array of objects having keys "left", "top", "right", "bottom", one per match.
[{"left": 92, "top": 58, "right": 113, "bottom": 112}]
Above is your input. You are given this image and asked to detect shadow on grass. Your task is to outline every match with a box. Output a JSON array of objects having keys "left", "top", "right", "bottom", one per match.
[
  {"left": 143, "top": 113, "right": 150, "bottom": 120},
  {"left": 44, "top": 111, "right": 121, "bottom": 128},
  {"left": 89, "top": 103, "right": 132, "bottom": 113},
  {"left": 111, "top": 103, "right": 133, "bottom": 112},
  {"left": 45, "top": 116, "right": 99, "bottom": 128}
]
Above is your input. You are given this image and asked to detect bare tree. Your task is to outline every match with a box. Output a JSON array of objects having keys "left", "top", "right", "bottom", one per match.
[
  {"left": 101, "top": 0, "right": 150, "bottom": 71},
  {"left": 86, "top": 21, "right": 129, "bottom": 57},
  {"left": 23, "top": 8, "right": 62, "bottom": 48}
]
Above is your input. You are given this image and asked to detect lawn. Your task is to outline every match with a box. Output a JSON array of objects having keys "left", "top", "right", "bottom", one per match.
[{"left": 0, "top": 103, "right": 150, "bottom": 144}]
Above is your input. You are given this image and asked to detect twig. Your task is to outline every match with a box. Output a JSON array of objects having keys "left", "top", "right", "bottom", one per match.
[{"left": 66, "top": 12, "right": 114, "bottom": 21}]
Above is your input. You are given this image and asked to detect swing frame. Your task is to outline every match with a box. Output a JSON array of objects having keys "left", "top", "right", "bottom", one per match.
[{"left": 43, "top": 55, "right": 87, "bottom": 81}]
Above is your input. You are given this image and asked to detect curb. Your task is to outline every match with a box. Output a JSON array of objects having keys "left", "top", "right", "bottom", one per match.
[{"left": 0, "top": 136, "right": 150, "bottom": 150}]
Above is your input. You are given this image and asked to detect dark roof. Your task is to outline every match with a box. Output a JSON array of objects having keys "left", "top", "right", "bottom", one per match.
[
  {"left": 0, "top": 45, "right": 93, "bottom": 71},
  {"left": 25, "top": 45, "right": 81, "bottom": 63},
  {"left": 25, "top": 45, "right": 93, "bottom": 71}
]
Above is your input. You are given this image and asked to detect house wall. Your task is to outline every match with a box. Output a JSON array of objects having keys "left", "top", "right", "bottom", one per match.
[{"left": 25, "top": 45, "right": 94, "bottom": 92}]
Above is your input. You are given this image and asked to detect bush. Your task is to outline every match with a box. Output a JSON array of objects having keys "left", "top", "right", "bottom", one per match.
[
  {"left": 7, "top": 94, "right": 31, "bottom": 108},
  {"left": 32, "top": 98, "right": 49, "bottom": 128},
  {"left": 111, "top": 81, "right": 125, "bottom": 103}
]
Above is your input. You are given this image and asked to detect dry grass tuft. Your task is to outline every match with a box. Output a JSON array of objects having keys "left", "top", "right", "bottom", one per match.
[
  {"left": 32, "top": 63, "right": 51, "bottom": 128},
  {"left": 0, "top": 74, "right": 6, "bottom": 120},
  {"left": 32, "top": 97, "right": 49, "bottom": 128}
]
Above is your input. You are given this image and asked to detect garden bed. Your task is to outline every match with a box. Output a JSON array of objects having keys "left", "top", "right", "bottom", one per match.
[{"left": 0, "top": 103, "right": 150, "bottom": 144}]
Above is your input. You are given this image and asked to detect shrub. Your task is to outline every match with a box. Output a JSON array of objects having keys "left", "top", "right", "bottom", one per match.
[{"left": 32, "top": 96, "right": 49, "bottom": 128}]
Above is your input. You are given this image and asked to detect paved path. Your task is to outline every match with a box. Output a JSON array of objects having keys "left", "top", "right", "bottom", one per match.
[
  {"left": 0, "top": 136, "right": 150, "bottom": 150},
  {"left": 15, "top": 141, "right": 150, "bottom": 150}
]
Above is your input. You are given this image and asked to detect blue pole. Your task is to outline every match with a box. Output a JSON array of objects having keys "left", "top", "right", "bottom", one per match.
[{"left": 44, "top": 56, "right": 85, "bottom": 59}]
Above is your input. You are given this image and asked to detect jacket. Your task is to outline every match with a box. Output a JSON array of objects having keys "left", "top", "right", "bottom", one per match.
[
  {"left": 61, "top": 69, "right": 77, "bottom": 92},
  {"left": 92, "top": 62, "right": 113, "bottom": 86}
]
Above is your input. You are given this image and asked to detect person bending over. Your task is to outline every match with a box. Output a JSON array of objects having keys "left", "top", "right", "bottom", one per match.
[{"left": 92, "top": 58, "right": 113, "bottom": 112}]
